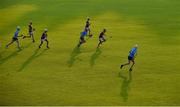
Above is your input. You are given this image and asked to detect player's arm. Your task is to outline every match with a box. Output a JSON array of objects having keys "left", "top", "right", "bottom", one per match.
[
  {"left": 46, "top": 34, "right": 48, "bottom": 39},
  {"left": 33, "top": 28, "right": 36, "bottom": 31},
  {"left": 134, "top": 52, "right": 138, "bottom": 59},
  {"left": 17, "top": 32, "right": 23, "bottom": 37},
  {"left": 17, "top": 35, "right": 23, "bottom": 37},
  {"left": 103, "top": 35, "right": 106, "bottom": 41}
]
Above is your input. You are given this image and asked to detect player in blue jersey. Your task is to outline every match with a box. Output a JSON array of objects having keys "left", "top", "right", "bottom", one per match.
[
  {"left": 77, "top": 29, "right": 88, "bottom": 47},
  {"left": 39, "top": 29, "right": 49, "bottom": 49},
  {"left": 120, "top": 44, "right": 138, "bottom": 71},
  {"left": 6, "top": 26, "right": 22, "bottom": 49}
]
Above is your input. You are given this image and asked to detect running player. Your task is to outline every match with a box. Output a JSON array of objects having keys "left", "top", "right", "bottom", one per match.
[
  {"left": 85, "top": 18, "right": 92, "bottom": 37},
  {"left": 6, "top": 26, "right": 22, "bottom": 50},
  {"left": 77, "top": 29, "right": 88, "bottom": 47},
  {"left": 23, "top": 21, "right": 35, "bottom": 42},
  {"left": 39, "top": 29, "right": 49, "bottom": 49},
  {"left": 97, "top": 29, "right": 106, "bottom": 48},
  {"left": 120, "top": 44, "right": 138, "bottom": 71}
]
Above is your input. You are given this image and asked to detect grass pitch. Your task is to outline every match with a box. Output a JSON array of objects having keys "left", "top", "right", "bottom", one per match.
[{"left": 0, "top": 0, "right": 180, "bottom": 106}]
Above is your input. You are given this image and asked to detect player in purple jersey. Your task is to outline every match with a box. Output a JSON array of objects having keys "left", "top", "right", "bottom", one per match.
[
  {"left": 85, "top": 18, "right": 91, "bottom": 35},
  {"left": 23, "top": 21, "right": 35, "bottom": 43},
  {"left": 97, "top": 29, "right": 106, "bottom": 48},
  {"left": 39, "top": 29, "right": 49, "bottom": 49}
]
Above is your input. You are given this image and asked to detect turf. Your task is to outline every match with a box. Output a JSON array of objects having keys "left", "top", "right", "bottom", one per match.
[{"left": 0, "top": 0, "right": 180, "bottom": 106}]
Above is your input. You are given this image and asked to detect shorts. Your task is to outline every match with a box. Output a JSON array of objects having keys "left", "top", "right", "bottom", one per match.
[
  {"left": 85, "top": 27, "right": 90, "bottom": 31},
  {"left": 80, "top": 37, "right": 85, "bottom": 43},
  {"left": 12, "top": 37, "right": 18, "bottom": 41},
  {"left": 41, "top": 38, "right": 47, "bottom": 42},
  {"left": 29, "top": 31, "right": 33, "bottom": 36},
  {"left": 128, "top": 56, "right": 134, "bottom": 61},
  {"left": 99, "top": 37, "right": 105, "bottom": 42}
]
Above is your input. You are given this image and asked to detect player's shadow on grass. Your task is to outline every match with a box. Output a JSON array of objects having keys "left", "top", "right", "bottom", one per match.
[
  {"left": 90, "top": 48, "right": 102, "bottom": 67},
  {"left": 119, "top": 71, "right": 133, "bottom": 102},
  {"left": 0, "top": 49, "right": 22, "bottom": 65},
  {"left": 18, "top": 48, "right": 48, "bottom": 71},
  {"left": 67, "top": 46, "right": 81, "bottom": 67},
  {"left": 0, "top": 43, "right": 32, "bottom": 65}
]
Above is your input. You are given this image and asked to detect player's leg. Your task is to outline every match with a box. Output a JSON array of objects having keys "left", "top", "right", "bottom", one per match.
[
  {"left": 6, "top": 39, "right": 15, "bottom": 48},
  {"left": 103, "top": 38, "right": 106, "bottom": 42},
  {"left": 31, "top": 33, "right": 35, "bottom": 43},
  {"left": 98, "top": 38, "right": 106, "bottom": 48},
  {"left": 120, "top": 60, "right": 131, "bottom": 69},
  {"left": 15, "top": 40, "right": 21, "bottom": 49},
  {"left": 23, "top": 32, "right": 32, "bottom": 39},
  {"left": 82, "top": 39, "right": 86, "bottom": 44},
  {"left": 129, "top": 59, "right": 135, "bottom": 71},
  {"left": 78, "top": 37, "right": 85, "bottom": 47},
  {"left": 23, "top": 36, "right": 31, "bottom": 39},
  {"left": 78, "top": 38, "right": 82, "bottom": 47},
  {"left": 78, "top": 42, "right": 82, "bottom": 47},
  {"left": 97, "top": 41, "right": 101, "bottom": 48},
  {"left": 97, "top": 38, "right": 103, "bottom": 48},
  {"left": 39, "top": 40, "right": 43, "bottom": 48},
  {"left": 101, "top": 38, "right": 106, "bottom": 44},
  {"left": 88, "top": 28, "right": 91, "bottom": 36},
  {"left": 45, "top": 39, "right": 49, "bottom": 48},
  {"left": 23, "top": 35, "right": 31, "bottom": 39}
]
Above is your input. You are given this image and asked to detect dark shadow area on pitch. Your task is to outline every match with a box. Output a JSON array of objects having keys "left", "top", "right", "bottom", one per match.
[
  {"left": 0, "top": 49, "right": 22, "bottom": 65},
  {"left": 0, "top": 51, "right": 5, "bottom": 60},
  {"left": 0, "top": 43, "right": 32, "bottom": 65},
  {"left": 0, "top": 51, "right": 18, "bottom": 65},
  {"left": 119, "top": 71, "right": 133, "bottom": 102},
  {"left": 90, "top": 48, "right": 102, "bottom": 67},
  {"left": 18, "top": 48, "right": 48, "bottom": 71},
  {"left": 67, "top": 46, "right": 81, "bottom": 67}
]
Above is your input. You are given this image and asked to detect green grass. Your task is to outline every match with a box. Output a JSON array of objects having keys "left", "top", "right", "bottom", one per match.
[{"left": 0, "top": 0, "right": 180, "bottom": 106}]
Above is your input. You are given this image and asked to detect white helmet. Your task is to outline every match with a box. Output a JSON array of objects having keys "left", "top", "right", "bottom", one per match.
[
  {"left": 44, "top": 28, "right": 48, "bottom": 32},
  {"left": 134, "top": 44, "right": 138, "bottom": 48},
  {"left": 17, "top": 26, "right": 20, "bottom": 30}
]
